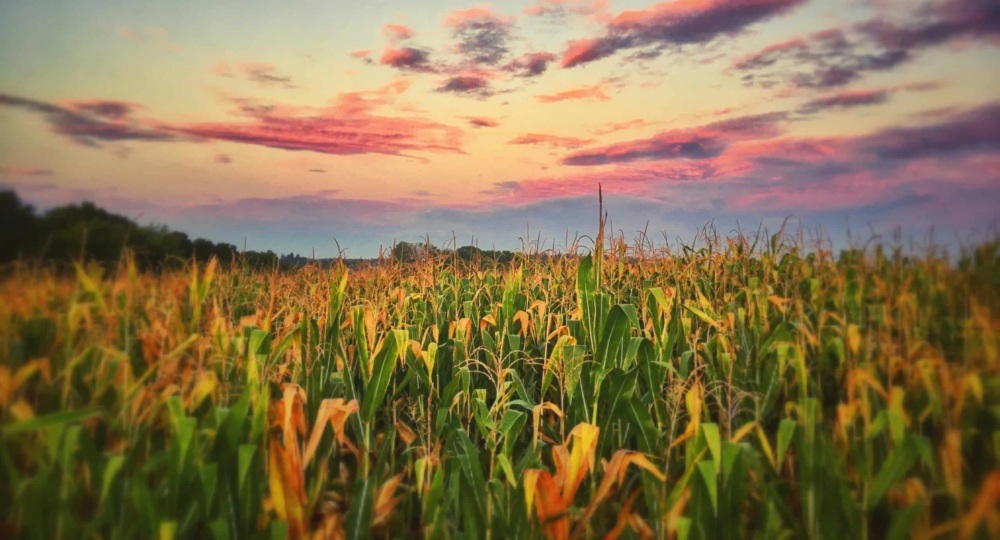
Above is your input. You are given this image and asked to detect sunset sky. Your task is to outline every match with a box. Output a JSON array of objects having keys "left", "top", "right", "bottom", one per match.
[{"left": 1, "top": 0, "right": 997, "bottom": 256}]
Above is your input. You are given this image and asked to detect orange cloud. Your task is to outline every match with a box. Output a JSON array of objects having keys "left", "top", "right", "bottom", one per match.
[{"left": 535, "top": 83, "right": 610, "bottom": 103}]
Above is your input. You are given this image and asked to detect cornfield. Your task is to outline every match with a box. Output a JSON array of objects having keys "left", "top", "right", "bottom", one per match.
[{"left": 1, "top": 228, "right": 998, "bottom": 539}]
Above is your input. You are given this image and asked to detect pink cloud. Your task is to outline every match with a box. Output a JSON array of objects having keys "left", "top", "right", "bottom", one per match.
[
  {"left": 535, "top": 83, "right": 611, "bottom": 103},
  {"left": 0, "top": 166, "right": 54, "bottom": 177},
  {"left": 508, "top": 133, "right": 594, "bottom": 149},
  {"left": 592, "top": 118, "right": 657, "bottom": 136},
  {"left": 174, "top": 82, "right": 465, "bottom": 158},
  {"left": 442, "top": 6, "right": 515, "bottom": 28},
  {"left": 350, "top": 49, "right": 373, "bottom": 59},
  {"left": 384, "top": 24, "right": 416, "bottom": 42},
  {"left": 379, "top": 47, "right": 435, "bottom": 72}
]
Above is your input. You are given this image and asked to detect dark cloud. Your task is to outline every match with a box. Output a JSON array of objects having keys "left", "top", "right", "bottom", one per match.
[
  {"left": 463, "top": 116, "right": 501, "bottom": 128},
  {"left": 560, "top": 0, "right": 804, "bottom": 68},
  {"left": 733, "top": 0, "right": 1000, "bottom": 89},
  {"left": 379, "top": 47, "right": 436, "bottom": 72},
  {"left": 214, "top": 153, "right": 232, "bottom": 164},
  {"left": 308, "top": 168, "right": 325, "bottom": 173},
  {"left": 858, "top": 101, "right": 1000, "bottom": 159},
  {"left": 436, "top": 75, "right": 493, "bottom": 97},
  {"left": 799, "top": 88, "right": 890, "bottom": 113},
  {"left": 443, "top": 7, "right": 516, "bottom": 67},
  {"left": 0, "top": 93, "right": 177, "bottom": 147},
  {"left": 503, "top": 52, "right": 557, "bottom": 77},
  {"left": 562, "top": 113, "right": 786, "bottom": 166},
  {"left": 214, "top": 62, "right": 296, "bottom": 88},
  {"left": 798, "top": 82, "right": 939, "bottom": 114},
  {"left": 238, "top": 63, "right": 296, "bottom": 88}
]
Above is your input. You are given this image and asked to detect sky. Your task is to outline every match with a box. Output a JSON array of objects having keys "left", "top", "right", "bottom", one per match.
[{"left": 1, "top": 0, "right": 997, "bottom": 257}]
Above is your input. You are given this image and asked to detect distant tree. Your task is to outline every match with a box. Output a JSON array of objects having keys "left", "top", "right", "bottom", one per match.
[
  {"left": 456, "top": 245, "right": 482, "bottom": 261},
  {"left": 392, "top": 241, "right": 418, "bottom": 263},
  {"left": 0, "top": 191, "right": 41, "bottom": 262}
]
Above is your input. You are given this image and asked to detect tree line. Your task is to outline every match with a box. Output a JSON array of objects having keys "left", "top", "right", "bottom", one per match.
[
  {"left": 0, "top": 190, "right": 279, "bottom": 269},
  {"left": 1, "top": 189, "right": 535, "bottom": 271}
]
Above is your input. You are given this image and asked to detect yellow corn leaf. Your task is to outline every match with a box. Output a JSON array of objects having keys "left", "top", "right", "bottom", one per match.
[
  {"left": 372, "top": 472, "right": 406, "bottom": 528},
  {"left": 513, "top": 310, "right": 532, "bottom": 337},
  {"left": 535, "top": 470, "right": 570, "bottom": 540},
  {"left": 564, "top": 423, "right": 600, "bottom": 503},
  {"left": 731, "top": 421, "right": 757, "bottom": 443},
  {"left": 479, "top": 314, "right": 497, "bottom": 331},
  {"left": 603, "top": 489, "right": 642, "bottom": 540},
  {"left": 269, "top": 384, "right": 308, "bottom": 539},
  {"left": 665, "top": 489, "right": 691, "bottom": 536},
  {"left": 960, "top": 469, "right": 1000, "bottom": 539},
  {"left": 408, "top": 340, "right": 422, "bottom": 363},
  {"left": 10, "top": 400, "right": 34, "bottom": 421},
  {"left": 450, "top": 318, "right": 472, "bottom": 340},
  {"left": 580, "top": 450, "right": 664, "bottom": 528},
  {"left": 628, "top": 513, "right": 655, "bottom": 540},
  {"left": 755, "top": 425, "right": 777, "bottom": 470},
  {"left": 767, "top": 295, "right": 790, "bottom": 315},
  {"left": 672, "top": 383, "right": 703, "bottom": 449},
  {"left": 1, "top": 359, "right": 51, "bottom": 407},
  {"left": 396, "top": 419, "right": 417, "bottom": 445},
  {"left": 533, "top": 402, "right": 564, "bottom": 448},
  {"left": 0, "top": 367, "right": 9, "bottom": 407},
  {"left": 524, "top": 469, "right": 542, "bottom": 516},
  {"left": 847, "top": 324, "right": 861, "bottom": 355},
  {"left": 302, "top": 398, "right": 359, "bottom": 467},
  {"left": 311, "top": 512, "right": 346, "bottom": 540},
  {"left": 186, "top": 371, "right": 217, "bottom": 412}
]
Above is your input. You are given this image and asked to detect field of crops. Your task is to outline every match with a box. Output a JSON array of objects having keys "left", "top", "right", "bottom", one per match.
[{"left": 1, "top": 231, "right": 998, "bottom": 539}]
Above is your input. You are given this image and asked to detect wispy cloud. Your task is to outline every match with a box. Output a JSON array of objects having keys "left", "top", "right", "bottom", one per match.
[
  {"left": 559, "top": 0, "right": 804, "bottom": 68},
  {"left": 384, "top": 23, "right": 416, "bottom": 42},
  {"left": 0, "top": 93, "right": 177, "bottom": 148},
  {"left": 214, "top": 62, "right": 296, "bottom": 88},
  {"left": 798, "top": 82, "right": 938, "bottom": 113},
  {"left": 535, "top": 83, "right": 610, "bottom": 103},
  {"left": 508, "top": 133, "right": 594, "bottom": 149},
  {"left": 0, "top": 166, "right": 54, "bottom": 177},
  {"left": 463, "top": 116, "right": 502, "bottom": 128},
  {"left": 115, "top": 25, "right": 181, "bottom": 50},
  {"left": 524, "top": 0, "right": 608, "bottom": 19}
]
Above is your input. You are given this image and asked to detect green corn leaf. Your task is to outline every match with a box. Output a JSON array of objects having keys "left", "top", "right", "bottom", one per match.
[
  {"left": 360, "top": 329, "right": 406, "bottom": 424},
  {"left": 777, "top": 419, "right": 796, "bottom": 466},
  {"left": 345, "top": 477, "right": 374, "bottom": 540},
  {"left": 697, "top": 460, "right": 718, "bottom": 515},
  {"left": 2, "top": 408, "right": 101, "bottom": 434},
  {"left": 596, "top": 304, "right": 633, "bottom": 371}
]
